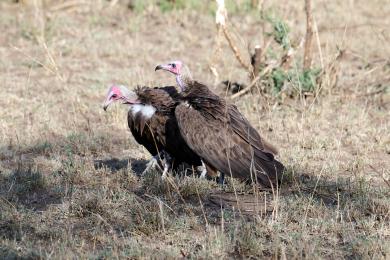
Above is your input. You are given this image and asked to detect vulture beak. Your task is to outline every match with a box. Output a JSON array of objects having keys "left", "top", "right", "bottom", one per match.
[
  {"left": 155, "top": 63, "right": 173, "bottom": 72},
  {"left": 103, "top": 95, "right": 114, "bottom": 111},
  {"left": 102, "top": 88, "right": 118, "bottom": 111}
]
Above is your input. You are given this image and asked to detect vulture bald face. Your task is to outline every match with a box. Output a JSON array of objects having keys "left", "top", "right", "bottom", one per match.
[
  {"left": 155, "top": 61, "right": 183, "bottom": 75},
  {"left": 103, "top": 85, "right": 139, "bottom": 111},
  {"left": 155, "top": 60, "right": 193, "bottom": 92}
]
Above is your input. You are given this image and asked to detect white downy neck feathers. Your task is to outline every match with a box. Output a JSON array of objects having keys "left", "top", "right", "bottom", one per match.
[{"left": 130, "top": 104, "right": 156, "bottom": 119}]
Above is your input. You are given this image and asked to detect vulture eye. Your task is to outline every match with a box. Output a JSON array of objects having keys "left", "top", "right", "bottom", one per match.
[
  {"left": 171, "top": 63, "right": 176, "bottom": 68},
  {"left": 111, "top": 94, "right": 117, "bottom": 98}
]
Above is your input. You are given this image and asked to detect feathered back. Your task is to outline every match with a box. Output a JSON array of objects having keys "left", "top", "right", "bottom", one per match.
[
  {"left": 180, "top": 81, "right": 226, "bottom": 120},
  {"left": 181, "top": 80, "right": 277, "bottom": 157}
]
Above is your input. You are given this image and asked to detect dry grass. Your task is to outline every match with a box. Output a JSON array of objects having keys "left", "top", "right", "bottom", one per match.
[{"left": 0, "top": 0, "right": 389, "bottom": 258}]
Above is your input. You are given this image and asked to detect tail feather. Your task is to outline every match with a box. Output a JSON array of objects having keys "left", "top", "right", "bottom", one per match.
[
  {"left": 261, "top": 138, "right": 279, "bottom": 155},
  {"left": 254, "top": 150, "right": 285, "bottom": 188}
]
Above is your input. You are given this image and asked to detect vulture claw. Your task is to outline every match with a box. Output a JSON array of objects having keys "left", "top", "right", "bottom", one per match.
[
  {"left": 142, "top": 155, "right": 162, "bottom": 176},
  {"left": 161, "top": 152, "right": 172, "bottom": 180},
  {"left": 161, "top": 168, "right": 169, "bottom": 179}
]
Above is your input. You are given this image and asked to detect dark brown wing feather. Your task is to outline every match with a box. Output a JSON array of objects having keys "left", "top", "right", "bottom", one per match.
[
  {"left": 128, "top": 86, "right": 202, "bottom": 168},
  {"left": 228, "top": 104, "right": 278, "bottom": 157},
  {"left": 128, "top": 111, "right": 161, "bottom": 156},
  {"left": 176, "top": 81, "right": 284, "bottom": 187}
]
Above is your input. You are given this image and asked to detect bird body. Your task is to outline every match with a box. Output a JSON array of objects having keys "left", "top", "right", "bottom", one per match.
[
  {"left": 103, "top": 85, "right": 203, "bottom": 175},
  {"left": 155, "top": 61, "right": 285, "bottom": 188},
  {"left": 175, "top": 81, "right": 284, "bottom": 187}
]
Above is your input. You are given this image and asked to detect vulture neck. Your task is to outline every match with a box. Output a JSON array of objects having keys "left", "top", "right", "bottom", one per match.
[
  {"left": 176, "top": 74, "right": 195, "bottom": 92},
  {"left": 176, "top": 66, "right": 193, "bottom": 92},
  {"left": 176, "top": 75, "right": 185, "bottom": 91}
]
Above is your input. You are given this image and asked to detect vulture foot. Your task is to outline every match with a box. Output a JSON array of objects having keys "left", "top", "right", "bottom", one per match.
[
  {"left": 161, "top": 152, "right": 172, "bottom": 179},
  {"left": 199, "top": 161, "right": 207, "bottom": 179},
  {"left": 142, "top": 154, "right": 163, "bottom": 176},
  {"left": 218, "top": 172, "right": 225, "bottom": 186}
]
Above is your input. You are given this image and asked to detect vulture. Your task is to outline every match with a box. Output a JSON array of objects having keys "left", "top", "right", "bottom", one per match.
[
  {"left": 103, "top": 84, "right": 205, "bottom": 178},
  {"left": 155, "top": 61, "right": 285, "bottom": 188}
]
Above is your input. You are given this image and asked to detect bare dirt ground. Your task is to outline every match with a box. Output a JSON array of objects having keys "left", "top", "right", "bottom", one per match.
[{"left": 0, "top": 0, "right": 389, "bottom": 258}]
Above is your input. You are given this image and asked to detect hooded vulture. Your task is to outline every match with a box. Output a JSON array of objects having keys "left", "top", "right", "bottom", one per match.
[
  {"left": 155, "top": 61, "right": 285, "bottom": 188},
  {"left": 103, "top": 85, "right": 204, "bottom": 178}
]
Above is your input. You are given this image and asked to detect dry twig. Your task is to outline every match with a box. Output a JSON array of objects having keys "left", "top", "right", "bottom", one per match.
[
  {"left": 231, "top": 64, "right": 275, "bottom": 99},
  {"left": 222, "top": 26, "right": 252, "bottom": 72},
  {"left": 251, "top": 45, "right": 263, "bottom": 79},
  {"left": 215, "top": 0, "right": 252, "bottom": 74},
  {"left": 49, "top": 0, "right": 88, "bottom": 12},
  {"left": 303, "top": 0, "right": 314, "bottom": 69}
]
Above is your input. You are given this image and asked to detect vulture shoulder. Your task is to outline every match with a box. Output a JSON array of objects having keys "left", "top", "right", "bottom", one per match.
[{"left": 136, "top": 86, "right": 178, "bottom": 114}]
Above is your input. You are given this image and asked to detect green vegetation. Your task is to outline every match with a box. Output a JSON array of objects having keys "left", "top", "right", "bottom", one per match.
[{"left": 270, "top": 67, "right": 322, "bottom": 94}]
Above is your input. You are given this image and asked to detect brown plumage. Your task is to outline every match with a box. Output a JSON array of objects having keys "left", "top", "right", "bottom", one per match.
[
  {"left": 130, "top": 86, "right": 202, "bottom": 169},
  {"left": 155, "top": 61, "right": 285, "bottom": 187},
  {"left": 103, "top": 85, "right": 203, "bottom": 174}
]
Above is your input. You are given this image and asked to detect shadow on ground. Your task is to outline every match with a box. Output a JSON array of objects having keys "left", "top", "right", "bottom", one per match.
[
  {"left": 93, "top": 157, "right": 149, "bottom": 176},
  {"left": 0, "top": 168, "right": 63, "bottom": 212}
]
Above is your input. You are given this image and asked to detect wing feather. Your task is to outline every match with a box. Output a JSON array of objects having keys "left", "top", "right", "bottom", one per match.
[
  {"left": 228, "top": 104, "right": 278, "bottom": 157},
  {"left": 175, "top": 102, "right": 284, "bottom": 187}
]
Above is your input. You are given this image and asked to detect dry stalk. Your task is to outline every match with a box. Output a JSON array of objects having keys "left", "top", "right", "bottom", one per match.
[
  {"left": 109, "top": 0, "right": 119, "bottom": 8},
  {"left": 303, "top": 0, "right": 314, "bottom": 69},
  {"left": 11, "top": 46, "right": 55, "bottom": 75},
  {"left": 321, "top": 49, "right": 345, "bottom": 91},
  {"left": 222, "top": 25, "right": 252, "bottom": 72},
  {"left": 251, "top": 45, "right": 263, "bottom": 79},
  {"left": 251, "top": 0, "right": 265, "bottom": 11},
  {"left": 249, "top": 38, "right": 273, "bottom": 80},
  {"left": 209, "top": 25, "right": 224, "bottom": 84},
  {"left": 158, "top": 199, "right": 165, "bottom": 232},
  {"left": 230, "top": 64, "right": 275, "bottom": 99},
  {"left": 42, "top": 41, "right": 64, "bottom": 82},
  {"left": 215, "top": 0, "right": 252, "bottom": 74},
  {"left": 49, "top": 1, "right": 89, "bottom": 12},
  {"left": 313, "top": 17, "right": 324, "bottom": 69},
  {"left": 251, "top": 0, "right": 258, "bottom": 8},
  {"left": 33, "top": 0, "right": 45, "bottom": 42}
]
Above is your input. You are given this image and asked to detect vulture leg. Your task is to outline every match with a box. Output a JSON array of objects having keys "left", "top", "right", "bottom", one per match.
[
  {"left": 142, "top": 153, "right": 163, "bottom": 175},
  {"left": 218, "top": 172, "right": 225, "bottom": 186},
  {"left": 199, "top": 161, "right": 207, "bottom": 179},
  {"left": 161, "top": 151, "right": 172, "bottom": 179},
  {"left": 206, "top": 163, "right": 224, "bottom": 185},
  {"left": 205, "top": 163, "right": 219, "bottom": 179}
]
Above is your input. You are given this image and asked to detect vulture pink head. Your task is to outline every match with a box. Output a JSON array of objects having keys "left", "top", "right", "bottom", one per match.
[
  {"left": 155, "top": 60, "right": 183, "bottom": 75},
  {"left": 103, "top": 85, "right": 139, "bottom": 111},
  {"left": 155, "top": 60, "right": 192, "bottom": 91}
]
